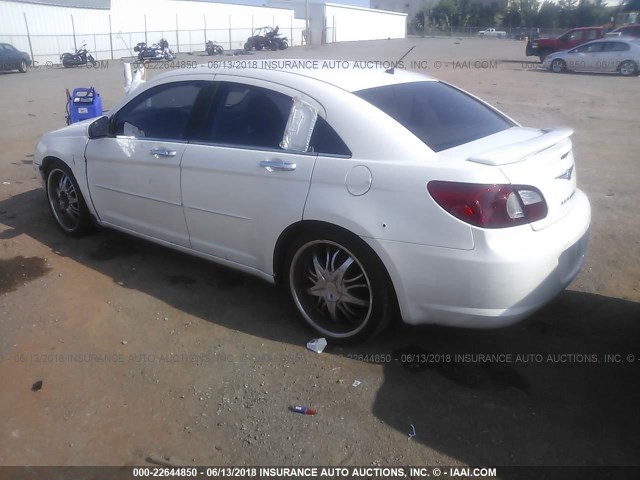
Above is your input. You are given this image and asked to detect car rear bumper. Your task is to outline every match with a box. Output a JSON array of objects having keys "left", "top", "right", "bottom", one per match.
[{"left": 364, "top": 189, "right": 591, "bottom": 328}]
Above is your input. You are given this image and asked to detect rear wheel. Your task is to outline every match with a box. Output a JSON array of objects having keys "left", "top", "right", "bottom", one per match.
[
  {"left": 18, "top": 59, "right": 28, "bottom": 73},
  {"left": 45, "top": 161, "right": 92, "bottom": 236},
  {"left": 551, "top": 58, "right": 566, "bottom": 73},
  {"left": 619, "top": 60, "right": 637, "bottom": 76},
  {"left": 286, "top": 228, "right": 396, "bottom": 343}
]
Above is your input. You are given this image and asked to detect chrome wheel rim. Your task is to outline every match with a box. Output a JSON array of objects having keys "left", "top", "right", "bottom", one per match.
[
  {"left": 552, "top": 60, "right": 564, "bottom": 73},
  {"left": 620, "top": 61, "right": 635, "bottom": 76},
  {"left": 47, "top": 168, "right": 80, "bottom": 232},
  {"left": 290, "top": 240, "right": 373, "bottom": 338}
]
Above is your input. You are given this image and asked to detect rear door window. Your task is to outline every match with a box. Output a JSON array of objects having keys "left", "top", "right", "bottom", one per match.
[
  {"left": 355, "top": 82, "right": 514, "bottom": 152},
  {"left": 200, "top": 82, "right": 293, "bottom": 150}
]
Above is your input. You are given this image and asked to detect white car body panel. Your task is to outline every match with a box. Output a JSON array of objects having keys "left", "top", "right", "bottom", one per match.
[
  {"left": 543, "top": 38, "right": 640, "bottom": 74},
  {"left": 33, "top": 64, "right": 591, "bottom": 330},
  {"left": 85, "top": 137, "right": 190, "bottom": 247}
]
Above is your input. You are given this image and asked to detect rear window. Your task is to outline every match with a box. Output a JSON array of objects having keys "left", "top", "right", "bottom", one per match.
[{"left": 354, "top": 82, "right": 514, "bottom": 152}]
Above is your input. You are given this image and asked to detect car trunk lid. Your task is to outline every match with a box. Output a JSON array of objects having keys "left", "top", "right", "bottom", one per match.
[{"left": 466, "top": 127, "right": 577, "bottom": 231}]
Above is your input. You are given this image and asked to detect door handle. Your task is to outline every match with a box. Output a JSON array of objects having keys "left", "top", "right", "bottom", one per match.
[
  {"left": 150, "top": 147, "right": 177, "bottom": 158},
  {"left": 260, "top": 159, "right": 296, "bottom": 172}
]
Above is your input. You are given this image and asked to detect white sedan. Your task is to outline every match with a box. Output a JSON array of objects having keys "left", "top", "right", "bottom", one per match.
[
  {"left": 543, "top": 38, "right": 640, "bottom": 76},
  {"left": 34, "top": 63, "right": 590, "bottom": 342}
]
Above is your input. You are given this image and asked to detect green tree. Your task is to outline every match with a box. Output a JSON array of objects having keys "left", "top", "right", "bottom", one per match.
[
  {"left": 503, "top": 0, "right": 522, "bottom": 27},
  {"left": 536, "top": 1, "right": 558, "bottom": 28},
  {"left": 432, "top": 0, "right": 459, "bottom": 29}
]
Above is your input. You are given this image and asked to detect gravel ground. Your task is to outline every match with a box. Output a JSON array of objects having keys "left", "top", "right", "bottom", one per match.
[{"left": 0, "top": 37, "right": 639, "bottom": 470}]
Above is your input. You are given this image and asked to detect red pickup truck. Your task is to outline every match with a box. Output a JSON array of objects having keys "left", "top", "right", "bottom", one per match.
[{"left": 526, "top": 26, "right": 605, "bottom": 62}]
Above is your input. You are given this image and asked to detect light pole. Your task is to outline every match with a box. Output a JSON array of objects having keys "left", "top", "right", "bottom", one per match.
[{"left": 305, "top": 0, "right": 310, "bottom": 45}]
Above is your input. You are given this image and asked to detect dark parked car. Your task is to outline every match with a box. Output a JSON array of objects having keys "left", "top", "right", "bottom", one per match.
[
  {"left": 0, "top": 43, "right": 31, "bottom": 73},
  {"left": 512, "top": 29, "right": 540, "bottom": 41}
]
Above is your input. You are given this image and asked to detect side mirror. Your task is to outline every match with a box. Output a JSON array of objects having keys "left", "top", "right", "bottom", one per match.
[{"left": 88, "top": 115, "right": 110, "bottom": 139}]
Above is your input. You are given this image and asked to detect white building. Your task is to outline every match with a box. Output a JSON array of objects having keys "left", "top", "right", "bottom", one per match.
[
  {"left": 0, "top": 0, "right": 407, "bottom": 63},
  {"left": 266, "top": 0, "right": 407, "bottom": 44}
]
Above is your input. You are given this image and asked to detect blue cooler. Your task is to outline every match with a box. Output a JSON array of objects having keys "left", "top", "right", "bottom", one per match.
[{"left": 68, "top": 87, "right": 103, "bottom": 124}]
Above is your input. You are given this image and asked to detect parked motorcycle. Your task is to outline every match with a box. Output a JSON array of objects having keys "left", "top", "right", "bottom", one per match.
[
  {"left": 244, "top": 26, "right": 288, "bottom": 51},
  {"left": 60, "top": 43, "right": 98, "bottom": 68},
  {"left": 205, "top": 40, "right": 224, "bottom": 56},
  {"left": 133, "top": 38, "right": 175, "bottom": 61}
]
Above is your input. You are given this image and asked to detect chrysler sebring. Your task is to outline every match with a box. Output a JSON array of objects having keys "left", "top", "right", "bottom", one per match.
[{"left": 34, "top": 63, "right": 590, "bottom": 342}]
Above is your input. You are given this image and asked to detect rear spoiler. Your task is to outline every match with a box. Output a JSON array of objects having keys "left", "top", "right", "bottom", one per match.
[{"left": 468, "top": 128, "right": 573, "bottom": 166}]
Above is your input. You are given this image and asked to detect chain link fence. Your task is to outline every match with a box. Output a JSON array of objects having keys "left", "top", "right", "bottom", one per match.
[{"left": 0, "top": 20, "right": 306, "bottom": 65}]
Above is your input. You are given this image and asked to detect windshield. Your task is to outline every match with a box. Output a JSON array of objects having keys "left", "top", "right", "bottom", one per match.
[{"left": 354, "top": 81, "right": 515, "bottom": 152}]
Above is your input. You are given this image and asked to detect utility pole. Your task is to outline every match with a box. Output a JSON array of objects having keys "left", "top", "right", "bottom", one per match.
[{"left": 305, "top": 0, "right": 310, "bottom": 45}]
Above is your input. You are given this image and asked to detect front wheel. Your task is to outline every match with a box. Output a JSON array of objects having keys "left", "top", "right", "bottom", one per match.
[
  {"left": 244, "top": 42, "right": 252, "bottom": 51},
  {"left": 551, "top": 58, "right": 566, "bottom": 73},
  {"left": 18, "top": 59, "right": 28, "bottom": 73},
  {"left": 279, "top": 40, "right": 288, "bottom": 50},
  {"left": 619, "top": 60, "right": 637, "bottom": 76},
  {"left": 215, "top": 46, "right": 224, "bottom": 55},
  {"left": 88, "top": 55, "right": 97, "bottom": 66},
  {"left": 286, "top": 229, "right": 396, "bottom": 343},
  {"left": 46, "top": 162, "right": 92, "bottom": 236}
]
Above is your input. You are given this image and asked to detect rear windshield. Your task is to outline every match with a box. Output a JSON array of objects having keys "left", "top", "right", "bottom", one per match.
[{"left": 354, "top": 81, "right": 514, "bottom": 152}]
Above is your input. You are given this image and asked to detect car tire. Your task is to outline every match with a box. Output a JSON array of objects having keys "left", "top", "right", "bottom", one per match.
[
  {"left": 285, "top": 228, "right": 397, "bottom": 344},
  {"left": 18, "top": 59, "right": 28, "bottom": 73},
  {"left": 618, "top": 60, "right": 637, "bottom": 76},
  {"left": 45, "top": 161, "right": 92, "bottom": 237},
  {"left": 551, "top": 58, "right": 566, "bottom": 73}
]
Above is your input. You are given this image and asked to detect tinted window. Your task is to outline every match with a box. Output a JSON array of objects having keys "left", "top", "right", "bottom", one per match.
[
  {"left": 355, "top": 82, "right": 514, "bottom": 152},
  {"left": 586, "top": 30, "right": 599, "bottom": 40},
  {"left": 113, "top": 82, "right": 203, "bottom": 140},
  {"left": 603, "top": 41, "right": 630, "bottom": 52},
  {"left": 576, "top": 42, "right": 604, "bottom": 53},
  {"left": 203, "top": 82, "right": 292, "bottom": 150},
  {"left": 309, "top": 117, "right": 351, "bottom": 156}
]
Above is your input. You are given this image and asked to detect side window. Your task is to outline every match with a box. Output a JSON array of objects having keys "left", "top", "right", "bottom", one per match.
[
  {"left": 113, "top": 82, "right": 203, "bottom": 141},
  {"left": 586, "top": 30, "right": 599, "bottom": 40},
  {"left": 309, "top": 117, "right": 351, "bottom": 156},
  {"left": 567, "top": 31, "right": 581, "bottom": 41},
  {"left": 604, "top": 41, "right": 630, "bottom": 52},
  {"left": 205, "top": 82, "right": 293, "bottom": 150},
  {"left": 575, "top": 42, "right": 602, "bottom": 53}
]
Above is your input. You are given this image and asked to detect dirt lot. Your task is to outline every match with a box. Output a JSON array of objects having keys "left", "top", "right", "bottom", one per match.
[{"left": 1, "top": 37, "right": 639, "bottom": 470}]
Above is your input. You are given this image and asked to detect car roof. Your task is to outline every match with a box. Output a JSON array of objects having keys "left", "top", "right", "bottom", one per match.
[
  {"left": 612, "top": 24, "right": 640, "bottom": 30},
  {"left": 581, "top": 37, "right": 636, "bottom": 44},
  {"left": 150, "top": 60, "right": 437, "bottom": 93}
]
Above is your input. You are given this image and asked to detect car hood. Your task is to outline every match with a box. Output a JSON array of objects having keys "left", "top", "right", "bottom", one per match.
[{"left": 42, "top": 117, "right": 96, "bottom": 139}]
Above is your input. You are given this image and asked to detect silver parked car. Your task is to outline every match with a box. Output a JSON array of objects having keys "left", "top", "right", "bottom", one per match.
[{"left": 543, "top": 38, "right": 640, "bottom": 76}]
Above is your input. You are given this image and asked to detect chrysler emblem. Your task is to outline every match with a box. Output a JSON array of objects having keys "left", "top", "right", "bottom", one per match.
[{"left": 556, "top": 165, "right": 574, "bottom": 181}]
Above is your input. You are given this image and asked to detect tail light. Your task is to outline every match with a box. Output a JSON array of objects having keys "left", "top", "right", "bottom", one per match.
[{"left": 427, "top": 181, "right": 547, "bottom": 228}]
